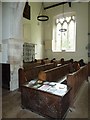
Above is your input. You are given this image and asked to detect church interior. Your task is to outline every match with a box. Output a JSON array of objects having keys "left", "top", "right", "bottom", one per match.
[{"left": 0, "top": 0, "right": 90, "bottom": 119}]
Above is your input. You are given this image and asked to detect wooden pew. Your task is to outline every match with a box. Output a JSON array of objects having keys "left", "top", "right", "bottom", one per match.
[
  {"left": 44, "top": 64, "right": 88, "bottom": 107},
  {"left": 18, "top": 63, "right": 57, "bottom": 89},
  {"left": 19, "top": 62, "right": 88, "bottom": 108},
  {"left": 21, "top": 82, "right": 71, "bottom": 119},
  {"left": 23, "top": 62, "right": 41, "bottom": 70},
  {"left": 67, "top": 65, "right": 88, "bottom": 107},
  {"left": 23, "top": 58, "right": 52, "bottom": 70},
  {"left": 44, "top": 64, "right": 69, "bottom": 82}
]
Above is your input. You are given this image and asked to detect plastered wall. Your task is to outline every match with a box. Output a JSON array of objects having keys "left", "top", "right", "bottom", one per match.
[
  {"left": 43, "top": 2, "right": 88, "bottom": 63},
  {"left": 23, "top": 2, "right": 45, "bottom": 59}
]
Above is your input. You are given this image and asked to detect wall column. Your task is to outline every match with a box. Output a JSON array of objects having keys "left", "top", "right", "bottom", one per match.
[{"left": 2, "top": 2, "right": 25, "bottom": 91}]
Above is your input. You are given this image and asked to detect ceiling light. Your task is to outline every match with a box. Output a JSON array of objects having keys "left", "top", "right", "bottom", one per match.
[
  {"left": 59, "top": 28, "right": 67, "bottom": 32},
  {"left": 59, "top": 3, "right": 67, "bottom": 32},
  {"left": 37, "top": 3, "right": 49, "bottom": 22},
  {"left": 37, "top": 15, "right": 49, "bottom": 21}
]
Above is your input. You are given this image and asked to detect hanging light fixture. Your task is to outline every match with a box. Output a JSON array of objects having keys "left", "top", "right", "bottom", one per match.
[
  {"left": 37, "top": 3, "right": 49, "bottom": 21},
  {"left": 59, "top": 3, "right": 67, "bottom": 32}
]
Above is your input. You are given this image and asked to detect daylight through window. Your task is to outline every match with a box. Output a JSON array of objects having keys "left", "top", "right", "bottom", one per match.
[{"left": 52, "top": 14, "right": 76, "bottom": 52}]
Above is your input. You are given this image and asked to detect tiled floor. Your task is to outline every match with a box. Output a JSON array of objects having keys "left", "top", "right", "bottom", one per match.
[{"left": 1, "top": 79, "right": 90, "bottom": 119}]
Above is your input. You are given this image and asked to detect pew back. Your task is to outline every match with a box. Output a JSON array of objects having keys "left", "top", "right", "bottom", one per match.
[
  {"left": 45, "top": 64, "right": 69, "bottom": 82},
  {"left": 19, "top": 63, "right": 57, "bottom": 88},
  {"left": 67, "top": 65, "right": 88, "bottom": 106}
]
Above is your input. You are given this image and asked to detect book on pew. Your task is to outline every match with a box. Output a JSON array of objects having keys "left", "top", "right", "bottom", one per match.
[
  {"left": 38, "top": 84, "right": 51, "bottom": 91},
  {"left": 33, "top": 84, "right": 42, "bottom": 88},
  {"left": 24, "top": 79, "right": 37, "bottom": 87},
  {"left": 53, "top": 89, "right": 67, "bottom": 96},
  {"left": 49, "top": 82, "right": 57, "bottom": 86},
  {"left": 46, "top": 84, "right": 67, "bottom": 96},
  {"left": 43, "top": 81, "right": 49, "bottom": 85}
]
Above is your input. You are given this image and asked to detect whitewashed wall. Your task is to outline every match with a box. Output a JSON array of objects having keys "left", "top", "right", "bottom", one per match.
[
  {"left": 43, "top": 2, "right": 88, "bottom": 63},
  {"left": 88, "top": 2, "right": 90, "bottom": 62},
  {"left": 23, "top": 2, "right": 45, "bottom": 59},
  {"left": 2, "top": 2, "right": 25, "bottom": 91},
  {"left": 0, "top": 1, "right": 2, "bottom": 120},
  {"left": 0, "top": 2, "right": 2, "bottom": 63}
]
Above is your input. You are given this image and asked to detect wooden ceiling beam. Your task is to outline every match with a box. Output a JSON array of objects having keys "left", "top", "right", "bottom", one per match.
[{"left": 44, "top": 2, "right": 71, "bottom": 10}]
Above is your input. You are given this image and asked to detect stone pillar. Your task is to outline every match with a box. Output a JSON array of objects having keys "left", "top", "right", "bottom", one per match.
[
  {"left": 8, "top": 38, "right": 23, "bottom": 91},
  {"left": 2, "top": 2, "right": 25, "bottom": 91},
  {"left": 0, "top": 1, "right": 2, "bottom": 63},
  {"left": 0, "top": 2, "right": 2, "bottom": 120}
]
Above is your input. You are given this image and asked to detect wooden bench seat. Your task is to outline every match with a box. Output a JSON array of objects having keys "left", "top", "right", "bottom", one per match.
[
  {"left": 67, "top": 65, "right": 88, "bottom": 106},
  {"left": 18, "top": 63, "right": 57, "bottom": 89},
  {"left": 19, "top": 62, "right": 88, "bottom": 107},
  {"left": 44, "top": 64, "right": 69, "bottom": 82}
]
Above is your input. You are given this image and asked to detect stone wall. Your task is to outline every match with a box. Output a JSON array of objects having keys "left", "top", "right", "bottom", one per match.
[
  {"left": 2, "top": 2, "right": 25, "bottom": 91},
  {"left": 2, "top": 38, "right": 23, "bottom": 91}
]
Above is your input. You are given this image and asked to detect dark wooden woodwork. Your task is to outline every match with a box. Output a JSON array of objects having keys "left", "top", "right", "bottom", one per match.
[
  {"left": 23, "top": 61, "right": 41, "bottom": 70},
  {"left": 1, "top": 63, "right": 10, "bottom": 90},
  {"left": 44, "top": 2, "right": 68, "bottom": 10},
  {"left": 67, "top": 65, "right": 88, "bottom": 106},
  {"left": 18, "top": 68, "right": 26, "bottom": 89},
  {"left": 45, "top": 64, "right": 69, "bottom": 82},
  {"left": 88, "top": 62, "right": 90, "bottom": 76},
  {"left": 18, "top": 63, "right": 57, "bottom": 89},
  {"left": 19, "top": 62, "right": 88, "bottom": 108},
  {"left": 23, "top": 61, "right": 56, "bottom": 70},
  {"left": 21, "top": 83, "right": 71, "bottom": 119},
  {"left": 23, "top": 2, "right": 30, "bottom": 20}
]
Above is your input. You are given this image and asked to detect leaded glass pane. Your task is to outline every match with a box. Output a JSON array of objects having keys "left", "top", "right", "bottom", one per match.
[{"left": 52, "top": 14, "right": 76, "bottom": 52}]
